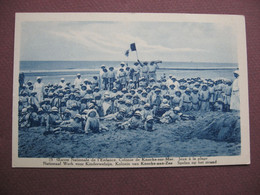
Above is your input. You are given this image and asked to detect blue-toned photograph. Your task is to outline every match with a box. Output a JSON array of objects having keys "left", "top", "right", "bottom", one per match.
[{"left": 17, "top": 20, "right": 241, "bottom": 158}]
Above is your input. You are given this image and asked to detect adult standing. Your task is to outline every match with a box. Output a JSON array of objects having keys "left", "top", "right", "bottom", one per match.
[
  {"left": 74, "top": 73, "right": 83, "bottom": 89},
  {"left": 33, "top": 77, "right": 44, "bottom": 102},
  {"left": 230, "top": 70, "right": 240, "bottom": 111},
  {"left": 148, "top": 61, "right": 159, "bottom": 81},
  {"left": 138, "top": 60, "right": 149, "bottom": 83}
]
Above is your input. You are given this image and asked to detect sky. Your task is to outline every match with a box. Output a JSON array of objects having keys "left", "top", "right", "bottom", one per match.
[{"left": 20, "top": 21, "right": 238, "bottom": 63}]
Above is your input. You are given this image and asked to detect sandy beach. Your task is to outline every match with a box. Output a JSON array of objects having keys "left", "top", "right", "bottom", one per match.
[{"left": 18, "top": 110, "right": 240, "bottom": 158}]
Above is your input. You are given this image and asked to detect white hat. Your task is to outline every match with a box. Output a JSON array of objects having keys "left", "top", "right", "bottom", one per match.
[
  {"left": 88, "top": 103, "right": 95, "bottom": 108},
  {"left": 82, "top": 109, "right": 88, "bottom": 114},
  {"left": 140, "top": 98, "right": 146, "bottom": 102},
  {"left": 101, "top": 64, "right": 106, "bottom": 68},
  {"left": 74, "top": 114, "right": 81, "bottom": 119},
  {"left": 64, "top": 109, "right": 71, "bottom": 114},
  {"left": 217, "top": 98, "right": 223, "bottom": 103},
  {"left": 36, "top": 77, "right": 42, "bottom": 80},
  {"left": 162, "top": 104, "right": 170, "bottom": 109},
  {"left": 72, "top": 103, "right": 77, "bottom": 107},
  {"left": 61, "top": 78, "right": 65, "bottom": 80},
  {"left": 22, "top": 108, "right": 27, "bottom": 113},
  {"left": 146, "top": 115, "right": 153, "bottom": 121},
  {"left": 162, "top": 99, "right": 168, "bottom": 104},
  {"left": 134, "top": 111, "right": 141, "bottom": 116},
  {"left": 51, "top": 107, "right": 58, "bottom": 112},
  {"left": 174, "top": 107, "right": 181, "bottom": 111},
  {"left": 77, "top": 73, "right": 81, "bottom": 76},
  {"left": 125, "top": 100, "right": 132, "bottom": 105},
  {"left": 120, "top": 108, "right": 126, "bottom": 113},
  {"left": 144, "top": 103, "right": 150, "bottom": 108},
  {"left": 126, "top": 93, "right": 132, "bottom": 97},
  {"left": 37, "top": 108, "right": 43, "bottom": 112},
  {"left": 234, "top": 70, "right": 239, "bottom": 75}
]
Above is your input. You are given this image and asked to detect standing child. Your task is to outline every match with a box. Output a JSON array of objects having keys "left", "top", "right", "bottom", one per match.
[
  {"left": 208, "top": 82, "right": 216, "bottom": 111},
  {"left": 182, "top": 89, "right": 192, "bottom": 111},
  {"left": 107, "top": 67, "right": 116, "bottom": 91},
  {"left": 190, "top": 88, "right": 200, "bottom": 111},
  {"left": 101, "top": 68, "right": 108, "bottom": 90},
  {"left": 118, "top": 68, "right": 127, "bottom": 89},
  {"left": 172, "top": 90, "right": 183, "bottom": 108},
  {"left": 223, "top": 80, "right": 232, "bottom": 112},
  {"left": 199, "top": 84, "right": 210, "bottom": 111}
]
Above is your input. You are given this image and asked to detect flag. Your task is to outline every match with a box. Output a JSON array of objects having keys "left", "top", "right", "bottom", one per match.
[
  {"left": 130, "top": 43, "right": 136, "bottom": 51},
  {"left": 125, "top": 49, "right": 129, "bottom": 57}
]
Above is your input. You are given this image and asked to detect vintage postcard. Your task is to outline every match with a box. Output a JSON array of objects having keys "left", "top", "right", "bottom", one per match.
[{"left": 12, "top": 13, "right": 250, "bottom": 168}]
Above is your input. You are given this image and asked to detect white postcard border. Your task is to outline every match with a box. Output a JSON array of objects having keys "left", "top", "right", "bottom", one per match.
[{"left": 12, "top": 13, "right": 250, "bottom": 168}]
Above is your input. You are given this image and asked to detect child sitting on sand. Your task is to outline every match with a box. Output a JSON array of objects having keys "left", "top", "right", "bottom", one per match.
[
  {"left": 52, "top": 113, "right": 82, "bottom": 133},
  {"left": 141, "top": 103, "right": 153, "bottom": 121},
  {"left": 144, "top": 115, "right": 154, "bottom": 131},
  {"left": 85, "top": 109, "right": 108, "bottom": 134},
  {"left": 100, "top": 108, "right": 127, "bottom": 122},
  {"left": 214, "top": 98, "right": 224, "bottom": 112},
  {"left": 124, "top": 100, "right": 134, "bottom": 118},
  {"left": 46, "top": 107, "right": 62, "bottom": 131},
  {"left": 69, "top": 103, "right": 79, "bottom": 118},
  {"left": 19, "top": 108, "right": 30, "bottom": 128},
  {"left": 160, "top": 104, "right": 174, "bottom": 124},
  {"left": 120, "top": 111, "right": 143, "bottom": 130},
  {"left": 29, "top": 91, "right": 40, "bottom": 111}
]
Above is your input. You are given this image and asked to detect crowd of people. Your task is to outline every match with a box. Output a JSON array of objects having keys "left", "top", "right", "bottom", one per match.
[{"left": 18, "top": 61, "right": 240, "bottom": 134}]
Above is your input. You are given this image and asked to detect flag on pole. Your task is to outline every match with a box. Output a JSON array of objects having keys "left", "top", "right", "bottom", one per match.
[
  {"left": 125, "top": 49, "right": 129, "bottom": 57},
  {"left": 130, "top": 43, "right": 136, "bottom": 51}
]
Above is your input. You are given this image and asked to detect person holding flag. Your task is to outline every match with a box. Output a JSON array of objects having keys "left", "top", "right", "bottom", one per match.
[{"left": 126, "top": 43, "right": 161, "bottom": 82}]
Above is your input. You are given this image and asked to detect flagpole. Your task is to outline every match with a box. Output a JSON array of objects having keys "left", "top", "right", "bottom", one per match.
[{"left": 135, "top": 50, "right": 139, "bottom": 60}]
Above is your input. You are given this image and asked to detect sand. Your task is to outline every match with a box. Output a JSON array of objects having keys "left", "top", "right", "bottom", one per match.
[{"left": 18, "top": 111, "right": 240, "bottom": 158}]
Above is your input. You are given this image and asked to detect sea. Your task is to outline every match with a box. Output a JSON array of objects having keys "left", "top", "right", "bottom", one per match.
[{"left": 20, "top": 61, "right": 238, "bottom": 84}]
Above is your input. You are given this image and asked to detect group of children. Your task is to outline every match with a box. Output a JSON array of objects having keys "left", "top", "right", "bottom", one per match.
[{"left": 18, "top": 62, "right": 236, "bottom": 134}]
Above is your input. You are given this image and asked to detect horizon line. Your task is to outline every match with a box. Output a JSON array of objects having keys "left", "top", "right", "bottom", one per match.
[{"left": 20, "top": 60, "right": 238, "bottom": 64}]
